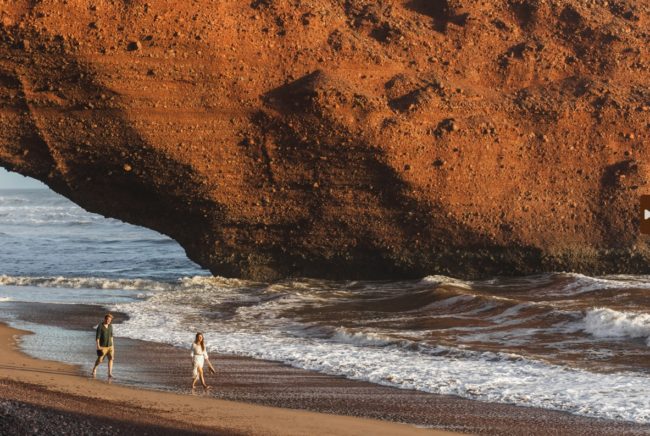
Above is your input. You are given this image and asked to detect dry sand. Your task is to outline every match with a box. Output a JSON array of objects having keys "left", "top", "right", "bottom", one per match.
[{"left": 0, "top": 322, "right": 460, "bottom": 436}]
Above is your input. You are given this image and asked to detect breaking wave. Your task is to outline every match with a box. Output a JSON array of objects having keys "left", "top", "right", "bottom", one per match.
[
  {"left": 3, "top": 190, "right": 650, "bottom": 424},
  {"left": 0, "top": 275, "right": 173, "bottom": 291},
  {"left": 585, "top": 308, "right": 650, "bottom": 346}
]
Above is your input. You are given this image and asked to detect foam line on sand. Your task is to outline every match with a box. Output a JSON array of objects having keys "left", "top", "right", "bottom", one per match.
[{"left": 0, "top": 323, "right": 459, "bottom": 436}]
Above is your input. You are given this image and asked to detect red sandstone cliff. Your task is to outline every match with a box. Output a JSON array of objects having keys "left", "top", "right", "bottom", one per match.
[{"left": 0, "top": 0, "right": 649, "bottom": 280}]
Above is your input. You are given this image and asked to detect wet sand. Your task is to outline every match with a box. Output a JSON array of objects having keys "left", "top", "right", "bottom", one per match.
[
  {"left": 0, "top": 322, "right": 456, "bottom": 436},
  {"left": 2, "top": 302, "right": 650, "bottom": 435}
]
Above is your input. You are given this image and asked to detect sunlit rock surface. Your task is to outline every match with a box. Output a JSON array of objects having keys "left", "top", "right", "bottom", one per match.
[{"left": 1, "top": 0, "right": 649, "bottom": 279}]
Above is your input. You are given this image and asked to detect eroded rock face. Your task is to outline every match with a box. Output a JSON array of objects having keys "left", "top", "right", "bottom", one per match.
[{"left": 0, "top": 1, "right": 649, "bottom": 280}]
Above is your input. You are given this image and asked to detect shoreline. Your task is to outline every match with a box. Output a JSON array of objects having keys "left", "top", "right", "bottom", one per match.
[
  {"left": 0, "top": 322, "right": 459, "bottom": 436},
  {"left": 2, "top": 300, "right": 650, "bottom": 435}
]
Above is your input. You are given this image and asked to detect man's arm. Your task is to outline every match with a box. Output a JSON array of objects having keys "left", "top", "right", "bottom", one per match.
[{"left": 96, "top": 325, "right": 101, "bottom": 349}]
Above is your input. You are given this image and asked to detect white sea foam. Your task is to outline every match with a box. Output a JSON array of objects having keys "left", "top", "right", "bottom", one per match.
[
  {"left": 584, "top": 308, "right": 650, "bottom": 346},
  {"left": 0, "top": 296, "right": 12, "bottom": 302},
  {"left": 0, "top": 274, "right": 172, "bottom": 291},
  {"left": 112, "top": 299, "right": 650, "bottom": 424},
  {"left": 422, "top": 272, "right": 650, "bottom": 298},
  {"left": 330, "top": 328, "right": 399, "bottom": 347},
  {"left": 0, "top": 274, "right": 244, "bottom": 293},
  {"left": 108, "top": 278, "right": 650, "bottom": 424},
  {"left": 542, "top": 273, "right": 650, "bottom": 297},
  {"left": 3, "top": 254, "right": 650, "bottom": 425},
  {"left": 420, "top": 275, "right": 473, "bottom": 289}
]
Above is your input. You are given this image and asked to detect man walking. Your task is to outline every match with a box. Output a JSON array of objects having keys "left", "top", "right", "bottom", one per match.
[{"left": 92, "top": 313, "right": 114, "bottom": 378}]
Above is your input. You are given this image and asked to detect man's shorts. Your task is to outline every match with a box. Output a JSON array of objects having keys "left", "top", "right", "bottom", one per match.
[{"left": 95, "top": 346, "right": 114, "bottom": 363}]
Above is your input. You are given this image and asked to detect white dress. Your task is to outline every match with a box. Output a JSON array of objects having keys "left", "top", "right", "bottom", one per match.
[{"left": 191, "top": 342, "right": 209, "bottom": 378}]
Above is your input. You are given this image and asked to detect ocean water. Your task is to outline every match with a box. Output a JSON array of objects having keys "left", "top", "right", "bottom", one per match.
[{"left": 1, "top": 189, "right": 650, "bottom": 424}]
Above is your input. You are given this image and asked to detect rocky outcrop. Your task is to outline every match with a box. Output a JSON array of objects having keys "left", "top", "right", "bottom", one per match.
[{"left": 0, "top": 0, "right": 649, "bottom": 280}]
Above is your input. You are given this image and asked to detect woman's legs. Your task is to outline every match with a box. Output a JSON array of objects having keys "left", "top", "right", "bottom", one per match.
[
  {"left": 192, "top": 363, "right": 199, "bottom": 388},
  {"left": 198, "top": 366, "right": 208, "bottom": 388}
]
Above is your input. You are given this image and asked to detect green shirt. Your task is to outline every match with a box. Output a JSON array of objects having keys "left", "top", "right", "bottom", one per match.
[{"left": 96, "top": 323, "right": 113, "bottom": 347}]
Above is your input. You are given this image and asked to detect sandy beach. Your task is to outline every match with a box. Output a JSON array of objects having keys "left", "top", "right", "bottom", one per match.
[
  {"left": 2, "top": 300, "right": 650, "bottom": 436},
  {"left": 0, "top": 322, "right": 460, "bottom": 436},
  {"left": 1, "top": 0, "right": 650, "bottom": 431}
]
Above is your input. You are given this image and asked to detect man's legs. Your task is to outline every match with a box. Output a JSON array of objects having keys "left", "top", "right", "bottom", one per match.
[
  {"left": 92, "top": 352, "right": 105, "bottom": 377},
  {"left": 92, "top": 347, "right": 113, "bottom": 377},
  {"left": 107, "top": 346, "right": 114, "bottom": 378}
]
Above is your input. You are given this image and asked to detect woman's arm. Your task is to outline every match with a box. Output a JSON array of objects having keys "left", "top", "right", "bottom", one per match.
[{"left": 206, "top": 357, "right": 216, "bottom": 374}]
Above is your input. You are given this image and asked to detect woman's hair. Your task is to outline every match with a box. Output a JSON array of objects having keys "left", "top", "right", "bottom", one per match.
[{"left": 195, "top": 332, "right": 205, "bottom": 351}]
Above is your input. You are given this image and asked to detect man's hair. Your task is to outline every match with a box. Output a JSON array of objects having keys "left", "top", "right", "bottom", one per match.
[{"left": 104, "top": 313, "right": 114, "bottom": 319}]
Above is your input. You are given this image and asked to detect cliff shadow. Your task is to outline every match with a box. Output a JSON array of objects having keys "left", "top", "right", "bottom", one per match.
[
  {"left": 0, "top": 26, "right": 222, "bottom": 270},
  {"left": 250, "top": 70, "right": 544, "bottom": 279}
]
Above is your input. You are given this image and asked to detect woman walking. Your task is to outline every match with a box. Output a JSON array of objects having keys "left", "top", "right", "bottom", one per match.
[{"left": 191, "top": 332, "right": 214, "bottom": 389}]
